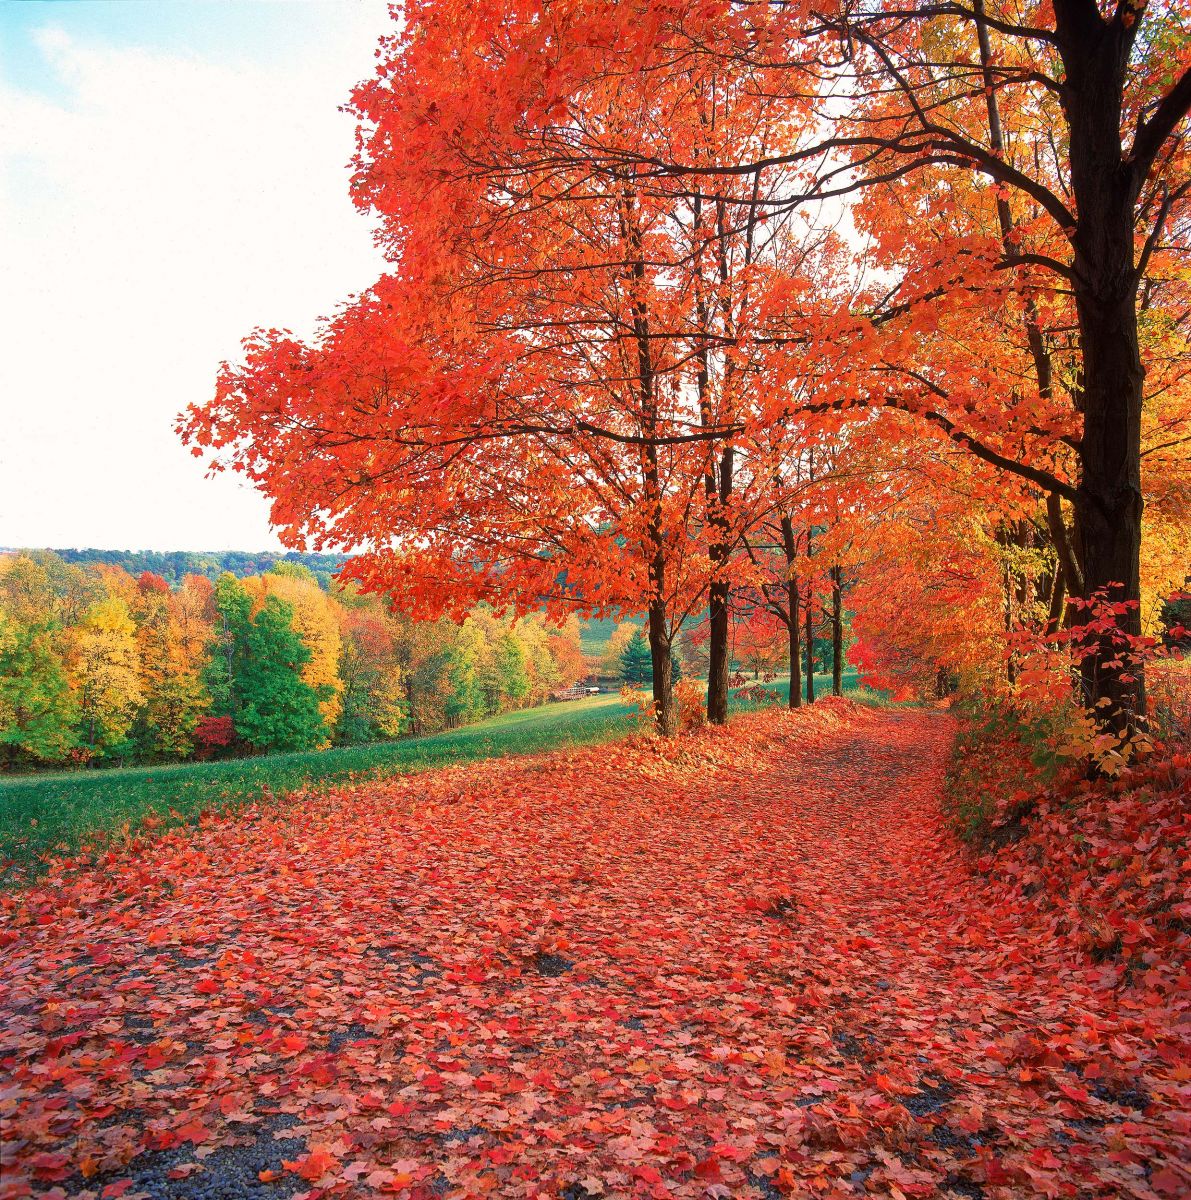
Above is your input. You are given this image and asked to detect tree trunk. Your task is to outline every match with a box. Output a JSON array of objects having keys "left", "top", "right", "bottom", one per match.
[
  {"left": 1055, "top": 5, "right": 1147, "bottom": 732},
  {"left": 648, "top": 599, "right": 676, "bottom": 736},
  {"left": 788, "top": 599, "right": 802, "bottom": 709},
  {"left": 1046, "top": 562, "right": 1067, "bottom": 636},
  {"left": 831, "top": 565, "right": 843, "bottom": 697},
  {"left": 706, "top": 578, "right": 730, "bottom": 724},
  {"left": 781, "top": 515, "right": 802, "bottom": 709},
  {"left": 804, "top": 592, "right": 815, "bottom": 705},
  {"left": 705, "top": 577, "right": 730, "bottom": 723}
]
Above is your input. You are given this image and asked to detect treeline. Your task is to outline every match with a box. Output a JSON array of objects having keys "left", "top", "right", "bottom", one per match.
[
  {"left": 42, "top": 548, "right": 348, "bottom": 588},
  {"left": 0, "top": 551, "right": 588, "bottom": 769}
]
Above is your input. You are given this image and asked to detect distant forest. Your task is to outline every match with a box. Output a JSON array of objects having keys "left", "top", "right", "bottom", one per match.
[{"left": 41, "top": 549, "right": 349, "bottom": 588}]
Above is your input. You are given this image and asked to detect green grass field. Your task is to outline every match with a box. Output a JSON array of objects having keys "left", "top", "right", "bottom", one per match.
[
  {"left": 0, "top": 694, "right": 635, "bottom": 879},
  {"left": 0, "top": 670, "right": 875, "bottom": 879},
  {"left": 578, "top": 614, "right": 625, "bottom": 658},
  {"left": 728, "top": 666, "right": 868, "bottom": 707}
]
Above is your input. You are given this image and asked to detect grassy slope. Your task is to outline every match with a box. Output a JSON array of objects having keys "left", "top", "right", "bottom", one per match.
[
  {"left": 0, "top": 695, "right": 635, "bottom": 876},
  {"left": 0, "top": 671, "right": 873, "bottom": 876},
  {"left": 578, "top": 615, "right": 625, "bottom": 659}
]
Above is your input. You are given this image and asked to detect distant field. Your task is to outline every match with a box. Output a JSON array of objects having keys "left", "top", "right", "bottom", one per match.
[
  {"left": 578, "top": 614, "right": 626, "bottom": 658},
  {"left": 729, "top": 666, "right": 867, "bottom": 706},
  {"left": 0, "top": 671, "right": 875, "bottom": 879}
]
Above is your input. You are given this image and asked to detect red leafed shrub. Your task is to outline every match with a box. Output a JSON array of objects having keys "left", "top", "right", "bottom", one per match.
[{"left": 192, "top": 715, "right": 236, "bottom": 758}]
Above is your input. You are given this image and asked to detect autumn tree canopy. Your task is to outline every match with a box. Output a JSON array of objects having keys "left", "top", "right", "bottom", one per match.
[{"left": 182, "top": 0, "right": 1190, "bottom": 750}]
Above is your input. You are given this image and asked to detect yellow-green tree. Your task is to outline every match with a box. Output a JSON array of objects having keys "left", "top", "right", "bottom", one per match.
[
  {"left": 71, "top": 595, "right": 143, "bottom": 760},
  {"left": 131, "top": 573, "right": 209, "bottom": 759},
  {"left": 337, "top": 600, "right": 406, "bottom": 743},
  {"left": 0, "top": 613, "right": 79, "bottom": 765},
  {"left": 246, "top": 565, "right": 342, "bottom": 733}
]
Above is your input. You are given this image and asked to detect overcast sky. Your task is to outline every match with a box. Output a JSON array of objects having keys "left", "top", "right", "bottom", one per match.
[{"left": 0, "top": 0, "right": 392, "bottom": 552}]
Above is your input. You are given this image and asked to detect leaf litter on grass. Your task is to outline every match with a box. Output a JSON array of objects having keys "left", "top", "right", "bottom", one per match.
[{"left": 1, "top": 700, "right": 1187, "bottom": 1199}]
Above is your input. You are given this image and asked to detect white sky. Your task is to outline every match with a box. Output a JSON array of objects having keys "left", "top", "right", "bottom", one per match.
[{"left": 0, "top": 1, "right": 391, "bottom": 552}]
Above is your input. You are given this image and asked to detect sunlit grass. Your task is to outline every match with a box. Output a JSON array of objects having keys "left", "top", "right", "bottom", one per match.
[
  {"left": 1, "top": 670, "right": 880, "bottom": 879},
  {"left": 0, "top": 694, "right": 634, "bottom": 878}
]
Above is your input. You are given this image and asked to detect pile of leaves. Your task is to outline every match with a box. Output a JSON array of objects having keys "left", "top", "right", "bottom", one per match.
[{"left": 1, "top": 702, "right": 1188, "bottom": 1199}]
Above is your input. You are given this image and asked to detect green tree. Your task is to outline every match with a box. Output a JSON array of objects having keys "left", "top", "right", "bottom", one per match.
[
  {"left": 620, "top": 629, "right": 653, "bottom": 686},
  {"left": 235, "top": 594, "right": 328, "bottom": 752},
  {"left": 478, "top": 631, "right": 530, "bottom": 714},
  {"left": 444, "top": 619, "right": 485, "bottom": 727},
  {"left": 204, "top": 573, "right": 253, "bottom": 718},
  {"left": 205, "top": 574, "right": 327, "bottom": 752},
  {"left": 0, "top": 615, "right": 79, "bottom": 764}
]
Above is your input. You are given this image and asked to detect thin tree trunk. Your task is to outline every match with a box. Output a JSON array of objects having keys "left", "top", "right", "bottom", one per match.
[
  {"left": 804, "top": 591, "right": 815, "bottom": 705},
  {"left": 706, "top": 577, "right": 730, "bottom": 724},
  {"left": 831, "top": 565, "right": 843, "bottom": 697},
  {"left": 787, "top": 603, "right": 801, "bottom": 709},
  {"left": 804, "top": 520, "right": 815, "bottom": 704},
  {"left": 1046, "top": 562, "right": 1066, "bottom": 636},
  {"left": 780, "top": 515, "right": 802, "bottom": 709},
  {"left": 620, "top": 173, "right": 677, "bottom": 737}
]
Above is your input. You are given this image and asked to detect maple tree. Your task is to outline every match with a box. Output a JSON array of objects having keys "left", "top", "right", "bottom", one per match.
[
  {"left": 334, "top": 0, "right": 1185, "bottom": 740},
  {"left": 336, "top": 605, "right": 408, "bottom": 745},
  {"left": 70, "top": 595, "right": 143, "bottom": 762},
  {"left": 181, "top": 2, "right": 872, "bottom": 736},
  {"left": 698, "top": 0, "right": 1189, "bottom": 735},
  {"left": 129, "top": 572, "right": 209, "bottom": 760}
]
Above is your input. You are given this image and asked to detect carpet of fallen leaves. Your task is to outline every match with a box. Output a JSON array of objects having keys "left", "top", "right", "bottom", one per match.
[{"left": 1, "top": 700, "right": 1188, "bottom": 1200}]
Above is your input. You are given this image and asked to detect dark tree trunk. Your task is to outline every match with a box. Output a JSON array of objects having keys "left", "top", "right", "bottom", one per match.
[
  {"left": 706, "top": 577, "right": 730, "bottom": 724},
  {"left": 647, "top": 600, "right": 676, "bottom": 737},
  {"left": 804, "top": 523, "right": 815, "bottom": 704},
  {"left": 705, "top": 441, "right": 734, "bottom": 727},
  {"left": 619, "top": 173, "right": 680, "bottom": 737},
  {"left": 781, "top": 515, "right": 802, "bottom": 709},
  {"left": 695, "top": 189, "right": 738, "bottom": 729},
  {"left": 1055, "top": 3, "right": 1147, "bottom": 731},
  {"left": 830, "top": 565, "right": 843, "bottom": 697},
  {"left": 1046, "top": 562, "right": 1067, "bottom": 635},
  {"left": 804, "top": 593, "right": 815, "bottom": 705},
  {"left": 788, "top": 593, "right": 802, "bottom": 709}
]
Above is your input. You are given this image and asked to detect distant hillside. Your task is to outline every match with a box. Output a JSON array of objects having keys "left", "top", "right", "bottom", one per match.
[{"left": 39, "top": 548, "right": 349, "bottom": 588}]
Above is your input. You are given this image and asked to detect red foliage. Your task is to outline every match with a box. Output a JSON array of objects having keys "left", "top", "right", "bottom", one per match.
[
  {"left": 191, "top": 715, "right": 236, "bottom": 755},
  {"left": 135, "top": 572, "right": 170, "bottom": 596},
  {"left": 1, "top": 706, "right": 1187, "bottom": 1198}
]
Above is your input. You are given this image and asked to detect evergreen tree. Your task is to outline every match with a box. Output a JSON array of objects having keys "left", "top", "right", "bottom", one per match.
[{"left": 620, "top": 629, "right": 653, "bottom": 685}]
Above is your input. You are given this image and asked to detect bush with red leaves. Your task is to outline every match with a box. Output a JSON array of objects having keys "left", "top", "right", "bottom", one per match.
[{"left": 191, "top": 715, "right": 236, "bottom": 759}]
